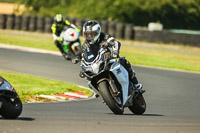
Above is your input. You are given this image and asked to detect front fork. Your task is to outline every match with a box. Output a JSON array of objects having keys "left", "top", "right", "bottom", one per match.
[{"left": 88, "top": 77, "right": 121, "bottom": 98}]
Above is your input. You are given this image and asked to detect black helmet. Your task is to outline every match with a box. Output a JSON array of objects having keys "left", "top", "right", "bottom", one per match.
[{"left": 83, "top": 20, "right": 101, "bottom": 45}]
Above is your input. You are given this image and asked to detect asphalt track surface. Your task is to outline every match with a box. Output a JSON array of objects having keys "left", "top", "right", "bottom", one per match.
[{"left": 0, "top": 47, "right": 200, "bottom": 133}]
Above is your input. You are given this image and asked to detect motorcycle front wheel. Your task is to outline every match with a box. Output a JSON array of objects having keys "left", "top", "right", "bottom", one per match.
[
  {"left": 128, "top": 93, "right": 146, "bottom": 115},
  {"left": 0, "top": 97, "right": 23, "bottom": 119},
  {"left": 98, "top": 81, "right": 124, "bottom": 115}
]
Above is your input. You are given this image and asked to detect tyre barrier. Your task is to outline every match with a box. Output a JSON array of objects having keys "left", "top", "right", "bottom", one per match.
[
  {"left": 0, "top": 14, "right": 135, "bottom": 40},
  {"left": 1, "top": 13, "right": 198, "bottom": 46},
  {"left": 14, "top": 15, "right": 22, "bottom": 30},
  {"left": 75, "top": 19, "right": 83, "bottom": 30},
  {"left": 134, "top": 28, "right": 200, "bottom": 47},
  {"left": 44, "top": 17, "right": 53, "bottom": 33},
  {"left": 108, "top": 21, "right": 116, "bottom": 37},
  {"left": 100, "top": 20, "right": 108, "bottom": 33},
  {"left": 21, "top": 15, "right": 30, "bottom": 31},
  {"left": 116, "top": 22, "right": 125, "bottom": 39},
  {"left": 68, "top": 17, "right": 76, "bottom": 26},
  {"left": 6, "top": 14, "right": 15, "bottom": 29},
  {"left": 124, "top": 23, "right": 134, "bottom": 40},
  {"left": 29, "top": 16, "right": 37, "bottom": 31},
  {"left": 75, "top": 19, "right": 84, "bottom": 34},
  {"left": 0, "top": 14, "right": 7, "bottom": 29},
  {"left": 36, "top": 16, "right": 45, "bottom": 32}
]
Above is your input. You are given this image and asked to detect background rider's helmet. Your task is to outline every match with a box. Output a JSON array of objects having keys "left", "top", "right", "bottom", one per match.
[
  {"left": 83, "top": 20, "right": 101, "bottom": 45},
  {"left": 54, "top": 14, "right": 64, "bottom": 27}
]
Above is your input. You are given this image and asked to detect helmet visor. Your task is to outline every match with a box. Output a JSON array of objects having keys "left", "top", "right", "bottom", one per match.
[{"left": 84, "top": 31, "right": 98, "bottom": 40}]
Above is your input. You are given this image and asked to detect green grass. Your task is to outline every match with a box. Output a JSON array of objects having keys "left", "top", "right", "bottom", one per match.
[
  {"left": 0, "top": 30, "right": 57, "bottom": 51},
  {"left": 120, "top": 43, "right": 200, "bottom": 72},
  {"left": 0, "top": 71, "right": 93, "bottom": 103}
]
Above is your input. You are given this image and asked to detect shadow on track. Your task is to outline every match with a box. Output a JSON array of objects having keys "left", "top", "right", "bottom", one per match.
[
  {"left": 0, "top": 117, "right": 35, "bottom": 121},
  {"left": 108, "top": 113, "right": 164, "bottom": 116},
  {"left": 142, "top": 114, "right": 164, "bottom": 116}
]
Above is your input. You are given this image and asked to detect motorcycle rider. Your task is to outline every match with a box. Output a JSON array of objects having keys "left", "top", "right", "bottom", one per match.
[
  {"left": 51, "top": 14, "right": 80, "bottom": 58},
  {"left": 80, "top": 20, "right": 143, "bottom": 89}
]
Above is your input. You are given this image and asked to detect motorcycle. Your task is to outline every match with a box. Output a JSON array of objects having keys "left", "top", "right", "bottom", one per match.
[
  {"left": 59, "top": 26, "right": 82, "bottom": 60},
  {"left": 0, "top": 76, "right": 23, "bottom": 119},
  {"left": 78, "top": 47, "right": 146, "bottom": 115}
]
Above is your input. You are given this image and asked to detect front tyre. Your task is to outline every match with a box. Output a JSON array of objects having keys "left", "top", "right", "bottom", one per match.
[
  {"left": 98, "top": 81, "right": 124, "bottom": 115},
  {"left": 0, "top": 97, "right": 23, "bottom": 119},
  {"left": 128, "top": 94, "right": 146, "bottom": 115}
]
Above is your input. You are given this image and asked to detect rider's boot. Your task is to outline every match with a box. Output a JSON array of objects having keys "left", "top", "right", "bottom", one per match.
[
  {"left": 124, "top": 60, "right": 143, "bottom": 90},
  {"left": 131, "top": 76, "right": 143, "bottom": 90},
  {"left": 128, "top": 69, "right": 143, "bottom": 90}
]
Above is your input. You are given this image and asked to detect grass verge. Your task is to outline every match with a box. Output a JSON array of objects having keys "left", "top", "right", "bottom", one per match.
[
  {"left": 120, "top": 41, "right": 200, "bottom": 72},
  {"left": 0, "top": 30, "right": 56, "bottom": 51},
  {"left": 0, "top": 71, "right": 93, "bottom": 103}
]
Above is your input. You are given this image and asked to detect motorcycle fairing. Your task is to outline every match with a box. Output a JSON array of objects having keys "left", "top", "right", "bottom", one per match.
[
  {"left": 0, "top": 77, "right": 13, "bottom": 109},
  {"left": 0, "top": 77, "right": 13, "bottom": 91},
  {"left": 60, "top": 27, "right": 80, "bottom": 42},
  {"left": 0, "top": 77, "right": 17, "bottom": 100},
  {"left": 110, "top": 62, "right": 130, "bottom": 105}
]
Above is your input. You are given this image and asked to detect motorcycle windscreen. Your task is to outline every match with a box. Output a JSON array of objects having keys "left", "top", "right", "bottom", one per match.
[
  {"left": 61, "top": 28, "right": 79, "bottom": 42},
  {"left": 0, "top": 76, "right": 13, "bottom": 91}
]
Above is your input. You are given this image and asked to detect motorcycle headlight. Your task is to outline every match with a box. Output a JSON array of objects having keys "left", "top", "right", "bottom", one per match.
[{"left": 91, "top": 63, "right": 100, "bottom": 74}]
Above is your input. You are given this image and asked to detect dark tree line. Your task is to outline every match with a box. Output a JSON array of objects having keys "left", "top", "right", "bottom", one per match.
[{"left": 4, "top": 0, "right": 200, "bottom": 30}]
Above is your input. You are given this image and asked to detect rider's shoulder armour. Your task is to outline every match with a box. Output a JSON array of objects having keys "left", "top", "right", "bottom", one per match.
[{"left": 65, "top": 20, "right": 71, "bottom": 25}]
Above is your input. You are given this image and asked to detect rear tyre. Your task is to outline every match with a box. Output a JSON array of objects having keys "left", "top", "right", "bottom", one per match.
[
  {"left": 98, "top": 81, "right": 124, "bottom": 114},
  {"left": 128, "top": 94, "right": 146, "bottom": 115},
  {"left": 0, "top": 97, "right": 23, "bottom": 119}
]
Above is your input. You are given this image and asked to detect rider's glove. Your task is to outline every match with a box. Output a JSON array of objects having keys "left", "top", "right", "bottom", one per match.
[
  {"left": 102, "top": 42, "right": 111, "bottom": 48},
  {"left": 72, "top": 57, "right": 79, "bottom": 64},
  {"left": 103, "top": 42, "right": 118, "bottom": 58},
  {"left": 103, "top": 41, "right": 116, "bottom": 48},
  {"left": 57, "top": 37, "right": 63, "bottom": 42},
  {"left": 112, "top": 51, "right": 118, "bottom": 58}
]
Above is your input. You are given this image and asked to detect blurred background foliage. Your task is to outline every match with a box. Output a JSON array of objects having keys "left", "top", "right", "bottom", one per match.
[{"left": 1, "top": 0, "right": 200, "bottom": 30}]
